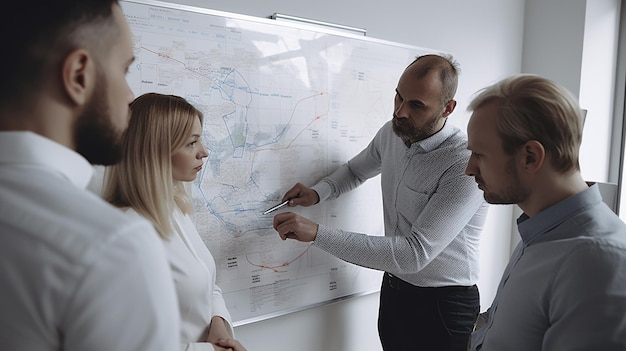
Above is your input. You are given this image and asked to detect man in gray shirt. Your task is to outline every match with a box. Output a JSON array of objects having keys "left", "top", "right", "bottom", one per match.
[
  {"left": 273, "top": 54, "right": 488, "bottom": 350},
  {"left": 465, "top": 74, "right": 626, "bottom": 350}
]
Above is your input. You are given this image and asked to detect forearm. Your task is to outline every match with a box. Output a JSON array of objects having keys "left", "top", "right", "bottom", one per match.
[
  {"left": 313, "top": 225, "right": 430, "bottom": 274},
  {"left": 312, "top": 164, "right": 369, "bottom": 202}
]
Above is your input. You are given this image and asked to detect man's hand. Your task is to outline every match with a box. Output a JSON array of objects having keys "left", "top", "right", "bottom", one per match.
[
  {"left": 273, "top": 212, "right": 319, "bottom": 242},
  {"left": 282, "top": 183, "right": 320, "bottom": 207}
]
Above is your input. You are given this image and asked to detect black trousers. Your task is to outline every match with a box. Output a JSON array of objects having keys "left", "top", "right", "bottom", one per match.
[{"left": 378, "top": 272, "right": 479, "bottom": 351}]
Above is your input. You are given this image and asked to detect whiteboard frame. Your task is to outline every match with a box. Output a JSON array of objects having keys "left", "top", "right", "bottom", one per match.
[
  {"left": 122, "top": 0, "right": 439, "bottom": 53},
  {"left": 121, "top": 0, "right": 443, "bottom": 326}
]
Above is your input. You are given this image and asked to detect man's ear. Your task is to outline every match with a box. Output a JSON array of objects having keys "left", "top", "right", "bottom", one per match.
[
  {"left": 62, "top": 49, "right": 94, "bottom": 106},
  {"left": 442, "top": 99, "right": 456, "bottom": 118},
  {"left": 522, "top": 140, "right": 545, "bottom": 173}
]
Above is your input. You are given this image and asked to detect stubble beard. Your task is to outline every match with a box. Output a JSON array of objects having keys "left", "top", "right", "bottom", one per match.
[{"left": 482, "top": 158, "right": 528, "bottom": 205}]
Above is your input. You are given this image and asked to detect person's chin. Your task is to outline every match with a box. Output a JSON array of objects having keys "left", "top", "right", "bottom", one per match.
[
  {"left": 391, "top": 125, "right": 407, "bottom": 138},
  {"left": 392, "top": 119, "right": 405, "bottom": 131}
]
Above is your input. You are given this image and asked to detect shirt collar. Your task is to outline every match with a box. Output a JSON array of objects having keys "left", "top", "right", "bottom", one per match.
[
  {"left": 412, "top": 122, "right": 458, "bottom": 152},
  {"left": 0, "top": 131, "right": 94, "bottom": 189},
  {"left": 516, "top": 184, "right": 603, "bottom": 245}
]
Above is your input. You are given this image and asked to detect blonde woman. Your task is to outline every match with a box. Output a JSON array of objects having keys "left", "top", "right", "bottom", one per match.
[{"left": 103, "top": 93, "right": 246, "bottom": 351}]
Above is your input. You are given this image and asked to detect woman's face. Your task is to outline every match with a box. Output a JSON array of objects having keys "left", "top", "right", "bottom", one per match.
[{"left": 171, "top": 117, "right": 208, "bottom": 182}]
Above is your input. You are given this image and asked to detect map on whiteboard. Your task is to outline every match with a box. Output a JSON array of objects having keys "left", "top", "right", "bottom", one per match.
[{"left": 121, "top": 0, "right": 431, "bottom": 324}]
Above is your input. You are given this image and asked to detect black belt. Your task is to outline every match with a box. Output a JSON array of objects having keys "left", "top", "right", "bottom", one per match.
[{"left": 384, "top": 272, "right": 475, "bottom": 292}]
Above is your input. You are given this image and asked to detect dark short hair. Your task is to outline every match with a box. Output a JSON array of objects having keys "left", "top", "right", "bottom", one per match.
[{"left": 0, "top": 0, "right": 120, "bottom": 107}]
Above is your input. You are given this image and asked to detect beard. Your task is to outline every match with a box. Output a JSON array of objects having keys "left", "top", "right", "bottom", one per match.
[
  {"left": 392, "top": 113, "right": 442, "bottom": 146},
  {"left": 73, "top": 72, "right": 127, "bottom": 166},
  {"left": 480, "top": 158, "right": 529, "bottom": 205}
]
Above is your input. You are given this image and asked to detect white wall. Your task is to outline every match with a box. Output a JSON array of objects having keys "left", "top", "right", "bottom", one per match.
[
  {"left": 133, "top": 0, "right": 620, "bottom": 350},
  {"left": 522, "top": 0, "right": 621, "bottom": 184},
  {"left": 580, "top": 0, "right": 622, "bottom": 183}
]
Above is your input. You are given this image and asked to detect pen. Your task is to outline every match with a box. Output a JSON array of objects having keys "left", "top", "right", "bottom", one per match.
[{"left": 262, "top": 199, "right": 290, "bottom": 215}]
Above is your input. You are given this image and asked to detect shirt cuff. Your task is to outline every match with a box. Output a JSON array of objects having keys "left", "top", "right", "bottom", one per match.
[{"left": 311, "top": 181, "right": 332, "bottom": 203}]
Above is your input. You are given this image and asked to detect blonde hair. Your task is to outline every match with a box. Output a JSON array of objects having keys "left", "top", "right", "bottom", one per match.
[
  {"left": 103, "top": 93, "right": 204, "bottom": 239},
  {"left": 468, "top": 74, "right": 583, "bottom": 173}
]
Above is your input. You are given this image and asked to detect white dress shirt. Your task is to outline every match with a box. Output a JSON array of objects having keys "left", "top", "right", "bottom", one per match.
[
  {"left": 312, "top": 121, "right": 488, "bottom": 287},
  {"left": 126, "top": 206, "right": 233, "bottom": 346},
  {"left": 0, "top": 131, "right": 180, "bottom": 351}
]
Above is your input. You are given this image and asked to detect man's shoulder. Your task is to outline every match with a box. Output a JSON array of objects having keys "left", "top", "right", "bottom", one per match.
[
  {"left": 376, "top": 120, "right": 394, "bottom": 136},
  {"left": 442, "top": 125, "right": 468, "bottom": 147},
  {"left": 434, "top": 130, "right": 471, "bottom": 163},
  {"left": 60, "top": 190, "right": 159, "bottom": 258},
  {"left": 1, "top": 171, "right": 159, "bottom": 263}
]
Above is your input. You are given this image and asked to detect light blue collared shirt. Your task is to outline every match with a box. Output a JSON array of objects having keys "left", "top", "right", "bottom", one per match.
[{"left": 471, "top": 184, "right": 626, "bottom": 350}]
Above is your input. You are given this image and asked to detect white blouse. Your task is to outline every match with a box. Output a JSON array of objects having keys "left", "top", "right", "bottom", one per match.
[{"left": 127, "top": 207, "right": 233, "bottom": 344}]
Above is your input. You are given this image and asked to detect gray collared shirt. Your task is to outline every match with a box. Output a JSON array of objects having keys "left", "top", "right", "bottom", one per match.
[
  {"left": 312, "top": 121, "right": 488, "bottom": 287},
  {"left": 471, "top": 184, "right": 626, "bottom": 350}
]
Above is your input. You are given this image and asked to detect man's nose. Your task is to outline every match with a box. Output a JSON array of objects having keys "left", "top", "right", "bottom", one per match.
[{"left": 395, "top": 101, "right": 409, "bottom": 118}]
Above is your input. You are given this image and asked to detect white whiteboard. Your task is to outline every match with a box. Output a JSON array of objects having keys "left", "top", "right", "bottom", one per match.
[{"left": 121, "top": 0, "right": 437, "bottom": 325}]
